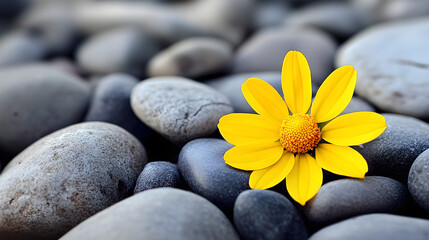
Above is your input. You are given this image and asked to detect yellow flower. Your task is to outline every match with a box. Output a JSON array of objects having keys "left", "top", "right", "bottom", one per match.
[{"left": 218, "top": 50, "right": 386, "bottom": 205}]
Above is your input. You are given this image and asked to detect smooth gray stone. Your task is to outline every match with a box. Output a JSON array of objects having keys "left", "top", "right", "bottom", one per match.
[
  {"left": 251, "top": 0, "right": 290, "bottom": 31},
  {"left": 178, "top": 138, "right": 250, "bottom": 208},
  {"left": 0, "top": 122, "right": 147, "bottom": 240},
  {"left": 134, "top": 161, "right": 181, "bottom": 193},
  {"left": 0, "top": 30, "right": 48, "bottom": 66},
  {"left": 234, "top": 190, "right": 307, "bottom": 240},
  {"left": 341, "top": 97, "right": 375, "bottom": 115},
  {"left": 0, "top": 64, "right": 90, "bottom": 154},
  {"left": 77, "top": 27, "right": 160, "bottom": 76},
  {"left": 310, "top": 214, "right": 429, "bottom": 240},
  {"left": 60, "top": 188, "right": 240, "bottom": 240},
  {"left": 304, "top": 176, "right": 408, "bottom": 227},
  {"left": 408, "top": 149, "right": 429, "bottom": 213},
  {"left": 131, "top": 77, "right": 233, "bottom": 144},
  {"left": 233, "top": 27, "right": 337, "bottom": 86},
  {"left": 337, "top": 18, "right": 429, "bottom": 119},
  {"left": 148, "top": 37, "right": 233, "bottom": 79},
  {"left": 355, "top": 114, "right": 429, "bottom": 183},
  {"left": 84, "top": 73, "right": 151, "bottom": 141}
]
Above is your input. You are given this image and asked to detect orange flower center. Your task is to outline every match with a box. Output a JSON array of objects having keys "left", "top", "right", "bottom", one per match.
[{"left": 279, "top": 113, "right": 321, "bottom": 154}]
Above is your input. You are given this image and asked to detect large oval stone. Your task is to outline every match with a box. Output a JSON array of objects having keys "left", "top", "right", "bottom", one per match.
[
  {"left": 0, "top": 64, "right": 90, "bottom": 154},
  {"left": 337, "top": 18, "right": 429, "bottom": 119},
  {"left": 60, "top": 188, "right": 240, "bottom": 240},
  {"left": 0, "top": 122, "right": 147, "bottom": 240}
]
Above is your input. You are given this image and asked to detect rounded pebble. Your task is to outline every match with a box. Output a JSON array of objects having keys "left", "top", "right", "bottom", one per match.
[
  {"left": 131, "top": 77, "right": 233, "bottom": 144},
  {"left": 234, "top": 190, "right": 307, "bottom": 240},
  {"left": 408, "top": 149, "right": 429, "bottom": 213},
  {"left": 0, "top": 122, "right": 147, "bottom": 240},
  {"left": 60, "top": 188, "right": 240, "bottom": 240},
  {"left": 134, "top": 161, "right": 181, "bottom": 193},
  {"left": 178, "top": 138, "right": 250, "bottom": 208}
]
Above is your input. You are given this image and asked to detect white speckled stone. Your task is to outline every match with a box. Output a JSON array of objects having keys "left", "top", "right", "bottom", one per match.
[
  {"left": 0, "top": 122, "right": 147, "bottom": 240},
  {"left": 60, "top": 188, "right": 240, "bottom": 240},
  {"left": 337, "top": 18, "right": 429, "bottom": 119},
  {"left": 131, "top": 77, "right": 233, "bottom": 144}
]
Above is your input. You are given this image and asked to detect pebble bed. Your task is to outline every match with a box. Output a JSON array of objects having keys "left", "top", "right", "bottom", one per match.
[{"left": 1, "top": 0, "right": 429, "bottom": 239}]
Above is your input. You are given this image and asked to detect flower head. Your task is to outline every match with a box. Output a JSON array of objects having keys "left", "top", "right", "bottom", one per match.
[{"left": 218, "top": 50, "right": 386, "bottom": 205}]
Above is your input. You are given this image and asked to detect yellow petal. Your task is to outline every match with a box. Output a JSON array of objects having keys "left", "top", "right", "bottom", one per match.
[
  {"left": 218, "top": 113, "right": 280, "bottom": 145},
  {"left": 282, "top": 50, "right": 312, "bottom": 114},
  {"left": 322, "top": 112, "right": 387, "bottom": 146},
  {"left": 311, "top": 65, "right": 357, "bottom": 123},
  {"left": 224, "top": 142, "right": 284, "bottom": 171},
  {"left": 249, "top": 151, "right": 295, "bottom": 189},
  {"left": 315, "top": 143, "right": 368, "bottom": 178},
  {"left": 286, "top": 153, "right": 322, "bottom": 206},
  {"left": 242, "top": 78, "right": 289, "bottom": 123}
]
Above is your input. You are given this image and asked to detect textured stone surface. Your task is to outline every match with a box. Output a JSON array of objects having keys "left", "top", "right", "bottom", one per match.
[
  {"left": 148, "top": 37, "right": 233, "bottom": 79},
  {"left": 77, "top": 27, "right": 160, "bottom": 76},
  {"left": 60, "top": 188, "right": 240, "bottom": 240},
  {"left": 0, "top": 64, "right": 90, "bottom": 154},
  {"left": 233, "top": 27, "right": 337, "bottom": 86},
  {"left": 134, "top": 161, "right": 181, "bottom": 193},
  {"left": 234, "top": 190, "right": 307, "bottom": 240},
  {"left": 310, "top": 214, "right": 429, "bottom": 240},
  {"left": 337, "top": 18, "right": 429, "bottom": 119},
  {"left": 408, "top": 149, "right": 429, "bottom": 213},
  {"left": 0, "top": 122, "right": 147, "bottom": 240},
  {"left": 84, "top": 73, "right": 151, "bottom": 141},
  {"left": 131, "top": 77, "right": 233, "bottom": 144},
  {"left": 304, "top": 176, "right": 408, "bottom": 227},
  {"left": 355, "top": 114, "right": 429, "bottom": 183},
  {"left": 178, "top": 138, "right": 250, "bottom": 208}
]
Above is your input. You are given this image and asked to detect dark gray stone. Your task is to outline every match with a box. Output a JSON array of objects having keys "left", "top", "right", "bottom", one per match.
[
  {"left": 234, "top": 190, "right": 307, "bottom": 240},
  {"left": 148, "top": 37, "right": 233, "bottom": 79},
  {"left": 0, "top": 30, "right": 48, "bottom": 66},
  {"left": 408, "top": 149, "right": 429, "bottom": 213},
  {"left": 355, "top": 114, "right": 429, "bottom": 183},
  {"left": 310, "top": 214, "right": 429, "bottom": 240},
  {"left": 0, "top": 64, "right": 90, "bottom": 154},
  {"left": 131, "top": 77, "right": 233, "bottom": 144},
  {"left": 77, "top": 27, "right": 160, "bottom": 76},
  {"left": 84, "top": 73, "right": 151, "bottom": 141},
  {"left": 178, "top": 138, "right": 250, "bottom": 208},
  {"left": 0, "top": 122, "right": 147, "bottom": 240},
  {"left": 233, "top": 27, "right": 337, "bottom": 86},
  {"left": 60, "top": 188, "right": 240, "bottom": 240},
  {"left": 134, "top": 161, "right": 181, "bottom": 193},
  {"left": 304, "top": 176, "right": 408, "bottom": 227}
]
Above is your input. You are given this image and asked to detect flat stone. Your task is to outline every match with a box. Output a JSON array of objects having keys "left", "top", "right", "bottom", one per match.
[
  {"left": 337, "top": 18, "right": 429, "bottom": 119},
  {"left": 84, "top": 73, "right": 151, "bottom": 141},
  {"left": 408, "top": 149, "right": 429, "bottom": 213},
  {"left": 131, "top": 77, "right": 233, "bottom": 144},
  {"left": 354, "top": 114, "right": 429, "bottom": 183},
  {"left": 310, "top": 214, "right": 429, "bottom": 240},
  {"left": 233, "top": 27, "right": 337, "bottom": 86},
  {"left": 0, "top": 64, "right": 90, "bottom": 154},
  {"left": 148, "top": 37, "right": 233, "bottom": 79},
  {"left": 60, "top": 188, "right": 240, "bottom": 240},
  {"left": 0, "top": 122, "right": 147, "bottom": 240},
  {"left": 178, "top": 138, "right": 250, "bottom": 208},
  {"left": 134, "top": 161, "right": 181, "bottom": 193},
  {"left": 234, "top": 190, "right": 307, "bottom": 240},
  {"left": 304, "top": 176, "right": 408, "bottom": 227}
]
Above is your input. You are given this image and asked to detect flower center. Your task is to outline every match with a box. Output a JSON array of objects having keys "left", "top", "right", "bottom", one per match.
[{"left": 279, "top": 113, "right": 321, "bottom": 154}]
